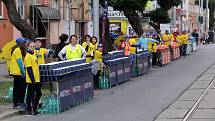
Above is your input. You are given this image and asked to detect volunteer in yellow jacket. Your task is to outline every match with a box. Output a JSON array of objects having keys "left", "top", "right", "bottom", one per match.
[
  {"left": 82, "top": 35, "right": 94, "bottom": 63},
  {"left": 181, "top": 31, "right": 189, "bottom": 57},
  {"left": 91, "top": 36, "right": 98, "bottom": 50},
  {"left": 148, "top": 34, "right": 158, "bottom": 66},
  {"left": 176, "top": 32, "right": 183, "bottom": 56},
  {"left": 34, "top": 38, "right": 48, "bottom": 64},
  {"left": 93, "top": 44, "right": 103, "bottom": 89},
  {"left": 25, "top": 41, "right": 42, "bottom": 116},
  {"left": 129, "top": 35, "right": 138, "bottom": 54},
  {"left": 162, "top": 30, "right": 171, "bottom": 47},
  {"left": 10, "top": 37, "right": 27, "bottom": 109},
  {"left": 58, "top": 35, "right": 86, "bottom": 61}
]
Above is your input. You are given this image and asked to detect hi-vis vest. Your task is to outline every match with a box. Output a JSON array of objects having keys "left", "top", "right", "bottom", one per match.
[
  {"left": 124, "top": 43, "right": 131, "bottom": 56},
  {"left": 65, "top": 44, "right": 82, "bottom": 60}
]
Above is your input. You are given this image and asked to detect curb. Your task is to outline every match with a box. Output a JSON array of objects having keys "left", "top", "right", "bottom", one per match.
[{"left": 0, "top": 110, "right": 21, "bottom": 121}]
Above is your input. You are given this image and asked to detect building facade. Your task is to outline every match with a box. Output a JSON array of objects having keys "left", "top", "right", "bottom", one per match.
[
  {"left": 0, "top": 0, "right": 13, "bottom": 48},
  {"left": 0, "top": 0, "right": 92, "bottom": 48}
]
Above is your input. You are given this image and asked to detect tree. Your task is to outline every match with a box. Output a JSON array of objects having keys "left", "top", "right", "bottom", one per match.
[
  {"left": 100, "top": 0, "right": 181, "bottom": 36},
  {"left": 2, "top": 0, "right": 37, "bottom": 39}
]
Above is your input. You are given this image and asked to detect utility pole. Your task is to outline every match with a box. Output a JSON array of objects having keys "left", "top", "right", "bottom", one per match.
[
  {"left": 201, "top": 0, "right": 204, "bottom": 32},
  {"left": 206, "top": 0, "right": 209, "bottom": 31},
  {"left": 67, "top": 0, "right": 72, "bottom": 37},
  {"left": 93, "top": 0, "right": 100, "bottom": 42},
  {"left": 173, "top": 6, "right": 176, "bottom": 31}
]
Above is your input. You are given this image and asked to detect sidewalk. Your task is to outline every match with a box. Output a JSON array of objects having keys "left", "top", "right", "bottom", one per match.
[
  {"left": 0, "top": 62, "right": 18, "bottom": 120},
  {"left": 155, "top": 64, "right": 215, "bottom": 121}
]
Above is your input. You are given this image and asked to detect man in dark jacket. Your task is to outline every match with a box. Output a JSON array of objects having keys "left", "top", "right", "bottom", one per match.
[
  {"left": 191, "top": 29, "right": 199, "bottom": 45},
  {"left": 54, "top": 33, "right": 68, "bottom": 60}
]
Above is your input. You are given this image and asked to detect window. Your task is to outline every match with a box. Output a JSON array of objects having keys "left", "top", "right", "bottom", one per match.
[
  {"left": 52, "top": 0, "right": 59, "bottom": 10},
  {"left": 65, "top": 1, "right": 70, "bottom": 20},
  {"left": 0, "top": 1, "right": 3, "bottom": 18},
  {"left": 16, "top": 0, "right": 24, "bottom": 18}
]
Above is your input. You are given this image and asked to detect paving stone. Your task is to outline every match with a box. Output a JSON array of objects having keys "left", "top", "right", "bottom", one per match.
[
  {"left": 205, "top": 69, "right": 215, "bottom": 74},
  {"left": 189, "top": 119, "right": 215, "bottom": 121},
  {"left": 197, "top": 74, "right": 215, "bottom": 81},
  {"left": 198, "top": 100, "right": 215, "bottom": 109},
  {"left": 211, "top": 83, "right": 215, "bottom": 89},
  {"left": 157, "top": 109, "right": 189, "bottom": 119},
  {"left": 178, "top": 89, "right": 204, "bottom": 101},
  {"left": 203, "top": 93, "right": 215, "bottom": 101},
  {"left": 169, "top": 101, "right": 195, "bottom": 109},
  {"left": 189, "top": 81, "right": 210, "bottom": 89},
  {"left": 210, "top": 64, "right": 215, "bottom": 69},
  {"left": 191, "top": 109, "right": 215, "bottom": 118},
  {"left": 207, "top": 89, "right": 215, "bottom": 95},
  {"left": 155, "top": 119, "right": 182, "bottom": 121}
]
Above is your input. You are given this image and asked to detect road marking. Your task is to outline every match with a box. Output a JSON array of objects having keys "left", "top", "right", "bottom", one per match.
[{"left": 183, "top": 78, "right": 215, "bottom": 121}]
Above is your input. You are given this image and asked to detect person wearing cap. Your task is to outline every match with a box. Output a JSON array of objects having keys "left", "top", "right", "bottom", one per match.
[
  {"left": 148, "top": 34, "right": 158, "bottom": 66},
  {"left": 181, "top": 31, "right": 189, "bottom": 57},
  {"left": 34, "top": 39, "right": 48, "bottom": 64},
  {"left": 24, "top": 41, "right": 42, "bottom": 116},
  {"left": 10, "top": 37, "right": 27, "bottom": 110},
  {"left": 93, "top": 44, "right": 103, "bottom": 89},
  {"left": 162, "top": 30, "right": 172, "bottom": 47},
  {"left": 58, "top": 35, "right": 86, "bottom": 61},
  {"left": 54, "top": 33, "right": 69, "bottom": 60},
  {"left": 82, "top": 35, "right": 94, "bottom": 63}
]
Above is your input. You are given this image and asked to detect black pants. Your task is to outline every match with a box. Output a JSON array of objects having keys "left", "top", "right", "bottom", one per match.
[
  {"left": 179, "top": 46, "right": 183, "bottom": 56},
  {"left": 26, "top": 83, "right": 42, "bottom": 112},
  {"left": 152, "top": 52, "right": 157, "bottom": 66},
  {"left": 13, "top": 75, "right": 26, "bottom": 107},
  {"left": 93, "top": 70, "right": 101, "bottom": 89},
  {"left": 182, "top": 44, "right": 187, "bottom": 56}
]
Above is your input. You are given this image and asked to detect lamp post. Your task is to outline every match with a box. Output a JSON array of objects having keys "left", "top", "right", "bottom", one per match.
[
  {"left": 93, "top": 0, "right": 100, "bottom": 41},
  {"left": 66, "top": 0, "right": 72, "bottom": 37}
]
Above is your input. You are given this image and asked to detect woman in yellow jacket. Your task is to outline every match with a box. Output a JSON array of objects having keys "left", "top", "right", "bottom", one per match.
[
  {"left": 10, "top": 38, "right": 28, "bottom": 110},
  {"left": 82, "top": 35, "right": 94, "bottom": 63},
  {"left": 24, "top": 41, "right": 42, "bottom": 115},
  {"left": 91, "top": 36, "right": 98, "bottom": 50}
]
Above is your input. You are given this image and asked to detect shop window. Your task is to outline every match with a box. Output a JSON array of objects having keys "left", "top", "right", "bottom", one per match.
[
  {"left": 16, "top": 0, "right": 24, "bottom": 18},
  {"left": 0, "top": 1, "right": 3, "bottom": 18}
]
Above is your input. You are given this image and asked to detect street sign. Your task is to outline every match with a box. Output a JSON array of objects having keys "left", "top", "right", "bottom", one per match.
[{"left": 160, "top": 24, "right": 171, "bottom": 33}]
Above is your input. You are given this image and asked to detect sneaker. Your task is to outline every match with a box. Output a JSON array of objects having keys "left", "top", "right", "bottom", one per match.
[
  {"left": 94, "top": 90, "right": 100, "bottom": 96},
  {"left": 13, "top": 106, "right": 22, "bottom": 110},
  {"left": 26, "top": 112, "right": 32, "bottom": 116},
  {"left": 32, "top": 111, "right": 39, "bottom": 115},
  {"left": 13, "top": 106, "right": 18, "bottom": 110}
]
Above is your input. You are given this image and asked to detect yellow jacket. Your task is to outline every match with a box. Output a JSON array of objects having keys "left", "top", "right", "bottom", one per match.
[
  {"left": 129, "top": 38, "right": 137, "bottom": 54},
  {"left": 148, "top": 38, "right": 157, "bottom": 53},
  {"left": 180, "top": 34, "right": 189, "bottom": 44},
  {"left": 94, "top": 50, "right": 103, "bottom": 70},
  {"left": 162, "top": 34, "right": 171, "bottom": 46},
  {"left": 82, "top": 42, "right": 94, "bottom": 62}
]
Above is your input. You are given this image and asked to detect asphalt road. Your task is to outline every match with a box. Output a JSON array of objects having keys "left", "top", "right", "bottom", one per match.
[{"left": 5, "top": 44, "right": 215, "bottom": 121}]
